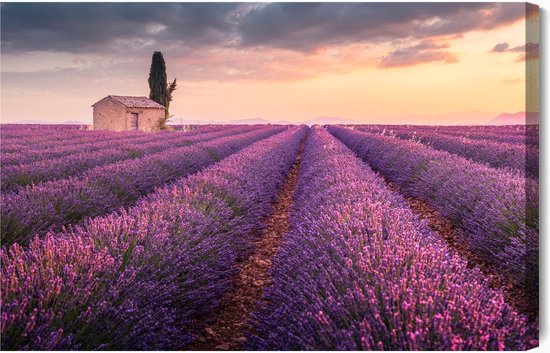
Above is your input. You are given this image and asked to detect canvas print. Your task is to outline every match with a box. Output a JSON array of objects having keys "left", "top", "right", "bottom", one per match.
[{"left": 0, "top": 2, "right": 540, "bottom": 351}]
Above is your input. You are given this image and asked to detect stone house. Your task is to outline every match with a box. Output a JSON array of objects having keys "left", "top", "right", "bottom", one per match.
[{"left": 92, "top": 95, "right": 165, "bottom": 131}]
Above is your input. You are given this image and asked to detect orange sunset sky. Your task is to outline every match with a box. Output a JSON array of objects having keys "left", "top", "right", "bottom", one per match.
[{"left": 0, "top": 2, "right": 540, "bottom": 125}]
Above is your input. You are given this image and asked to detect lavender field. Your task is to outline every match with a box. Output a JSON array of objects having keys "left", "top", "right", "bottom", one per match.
[{"left": 0, "top": 123, "right": 538, "bottom": 350}]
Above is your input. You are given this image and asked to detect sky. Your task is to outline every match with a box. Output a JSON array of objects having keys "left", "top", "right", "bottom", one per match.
[{"left": 0, "top": 2, "right": 540, "bottom": 125}]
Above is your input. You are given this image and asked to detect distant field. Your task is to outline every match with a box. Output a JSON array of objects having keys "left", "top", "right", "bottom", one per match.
[{"left": 1, "top": 124, "right": 538, "bottom": 350}]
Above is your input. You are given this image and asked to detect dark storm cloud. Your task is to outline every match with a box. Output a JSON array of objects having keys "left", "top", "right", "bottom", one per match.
[
  {"left": 0, "top": 3, "right": 240, "bottom": 53},
  {"left": 1, "top": 2, "right": 526, "bottom": 55},
  {"left": 236, "top": 2, "right": 525, "bottom": 51}
]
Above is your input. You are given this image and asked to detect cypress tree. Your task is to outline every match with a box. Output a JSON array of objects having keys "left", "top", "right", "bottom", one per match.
[{"left": 148, "top": 51, "right": 177, "bottom": 129}]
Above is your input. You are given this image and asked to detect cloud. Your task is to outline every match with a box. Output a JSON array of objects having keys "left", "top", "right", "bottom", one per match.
[
  {"left": 236, "top": 3, "right": 525, "bottom": 51},
  {"left": 490, "top": 41, "right": 539, "bottom": 61},
  {"left": 0, "top": 3, "right": 241, "bottom": 53},
  {"left": 0, "top": 2, "right": 529, "bottom": 81},
  {"left": 491, "top": 42, "right": 510, "bottom": 52},
  {"left": 168, "top": 44, "right": 378, "bottom": 82},
  {"left": 410, "top": 40, "right": 451, "bottom": 50},
  {"left": 1, "top": 2, "right": 526, "bottom": 55},
  {"left": 511, "top": 42, "right": 540, "bottom": 61},
  {"left": 378, "top": 40, "right": 458, "bottom": 68}
]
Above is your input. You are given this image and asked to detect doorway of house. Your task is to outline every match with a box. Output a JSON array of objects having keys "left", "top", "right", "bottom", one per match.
[{"left": 130, "top": 113, "right": 139, "bottom": 130}]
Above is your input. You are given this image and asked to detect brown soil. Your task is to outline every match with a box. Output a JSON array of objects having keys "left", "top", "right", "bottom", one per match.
[
  {"left": 185, "top": 139, "right": 306, "bottom": 351},
  {"left": 383, "top": 179, "right": 537, "bottom": 321}
]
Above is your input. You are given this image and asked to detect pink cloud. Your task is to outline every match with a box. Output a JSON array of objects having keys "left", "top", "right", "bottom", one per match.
[
  {"left": 168, "top": 44, "right": 379, "bottom": 82},
  {"left": 378, "top": 40, "right": 458, "bottom": 68}
]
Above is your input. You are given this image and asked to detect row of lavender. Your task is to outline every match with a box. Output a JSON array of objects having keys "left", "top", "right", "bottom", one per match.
[
  {"left": 352, "top": 124, "right": 538, "bottom": 146},
  {"left": 1, "top": 126, "right": 307, "bottom": 349},
  {"left": 328, "top": 126, "right": 538, "bottom": 301},
  {"left": 440, "top": 126, "right": 538, "bottom": 139},
  {"left": 249, "top": 128, "right": 533, "bottom": 350},
  {"left": 1, "top": 123, "right": 87, "bottom": 132},
  {"left": 1, "top": 126, "right": 259, "bottom": 191},
  {"left": 1, "top": 125, "right": 225, "bottom": 166},
  {"left": 1, "top": 126, "right": 285, "bottom": 246},
  {"left": 411, "top": 124, "right": 539, "bottom": 140},
  {"left": 1, "top": 127, "right": 145, "bottom": 150},
  {"left": 1, "top": 123, "right": 87, "bottom": 137},
  {"left": 353, "top": 125, "right": 538, "bottom": 179},
  {"left": 358, "top": 124, "right": 538, "bottom": 135}
]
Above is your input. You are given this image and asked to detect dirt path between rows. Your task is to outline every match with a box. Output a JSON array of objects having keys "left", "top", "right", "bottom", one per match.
[
  {"left": 383, "top": 179, "right": 536, "bottom": 321},
  {"left": 185, "top": 139, "right": 306, "bottom": 351}
]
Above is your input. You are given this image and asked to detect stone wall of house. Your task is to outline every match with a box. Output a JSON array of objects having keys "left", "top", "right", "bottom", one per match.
[
  {"left": 126, "top": 107, "right": 164, "bottom": 132},
  {"left": 93, "top": 98, "right": 127, "bottom": 131},
  {"left": 93, "top": 98, "right": 164, "bottom": 132}
]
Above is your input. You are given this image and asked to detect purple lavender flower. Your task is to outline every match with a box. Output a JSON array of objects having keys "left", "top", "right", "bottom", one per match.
[
  {"left": 249, "top": 127, "right": 534, "bottom": 350},
  {"left": 1, "top": 126, "right": 307, "bottom": 350}
]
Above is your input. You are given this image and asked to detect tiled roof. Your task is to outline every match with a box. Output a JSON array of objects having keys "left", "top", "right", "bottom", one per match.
[{"left": 94, "top": 95, "right": 165, "bottom": 109}]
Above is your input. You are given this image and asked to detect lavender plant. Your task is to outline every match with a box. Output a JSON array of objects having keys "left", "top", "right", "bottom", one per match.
[
  {"left": 328, "top": 126, "right": 538, "bottom": 299},
  {"left": 0, "top": 125, "right": 227, "bottom": 167},
  {"left": 249, "top": 127, "right": 534, "bottom": 350},
  {"left": 1, "top": 126, "right": 259, "bottom": 190},
  {"left": 1, "top": 128, "right": 146, "bottom": 153},
  {"left": 1, "top": 126, "right": 307, "bottom": 349},
  {"left": 1, "top": 127, "right": 285, "bottom": 246},
  {"left": 356, "top": 126, "right": 538, "bottom": 179}
]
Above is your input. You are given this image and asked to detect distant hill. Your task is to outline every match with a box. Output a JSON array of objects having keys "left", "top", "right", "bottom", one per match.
[
  {"left": 488, "top": 112, "right": 539, "bottom": 125},
  {"left": 8, "top": 120, "right": 47, "bottom": 124},
  {"left": 65, "top": 120, "right": 90, "bottom": 125}
]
